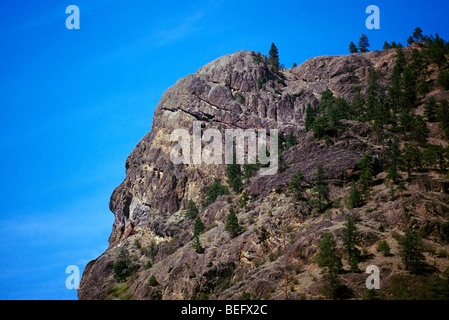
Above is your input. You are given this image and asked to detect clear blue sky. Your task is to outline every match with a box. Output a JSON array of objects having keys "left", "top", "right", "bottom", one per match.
[{"left": 0, "top": 0, "right": 448, "bottom": 300}]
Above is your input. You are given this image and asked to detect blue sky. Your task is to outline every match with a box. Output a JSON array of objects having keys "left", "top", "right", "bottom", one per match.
[{"left": 0, "top": 0, "right": 448, "bottom": 300}]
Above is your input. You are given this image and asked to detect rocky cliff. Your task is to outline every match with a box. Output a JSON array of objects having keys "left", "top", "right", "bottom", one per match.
[{"left": 78, "top": 47, "right": 449, "bottom": 300}]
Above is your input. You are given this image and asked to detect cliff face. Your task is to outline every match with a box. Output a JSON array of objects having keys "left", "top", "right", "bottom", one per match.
[{"left": 78, "top": 48, "right": 449, "bottom": 300}]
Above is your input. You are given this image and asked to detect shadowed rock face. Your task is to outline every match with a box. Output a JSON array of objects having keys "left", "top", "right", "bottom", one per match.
[{"left": 78, "top": 48, "right": 448, "bottom": 300}]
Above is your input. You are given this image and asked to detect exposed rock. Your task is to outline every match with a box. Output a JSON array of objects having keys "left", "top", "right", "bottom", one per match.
[{"left": 79, "top": 48, "right": 449, "bottom": 300}]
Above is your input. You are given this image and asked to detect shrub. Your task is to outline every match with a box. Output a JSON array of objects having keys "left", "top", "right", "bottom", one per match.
[
  {"left": 202, "top": 178, "right": 230, "bottom": 207},
  {"left": 113, "top": 248, "right": 138, "bottom": 283},
  {"left": 376, "top": 240, "right": 392, "bottom": 256},
  {"left": 240, "top": 291, "right": 251, "bottom": 300},
  {"left": 148, "top": 275, "right": 159, "bottom": 286}
]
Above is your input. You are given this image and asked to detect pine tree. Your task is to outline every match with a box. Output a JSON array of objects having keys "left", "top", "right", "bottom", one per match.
[
  {"left": 347, "top": 182, "right": 363, "bottom": 209},
  {"left": 194, "top": 216, "right": 205, "bottom": 236},
  {"left": 203, "top": 178, "right": 230, "bottom": 207},
  {"left": 226, "top": 162, "right": 243, "bottom": 193},
  {"left": 319, "top": 89, "right": 335, "bottom": 112},
  {"left": 305, "top": 103, "right": 315, "bottom": 131},
  {"left": 399, "top": 228, "right": 426, "bottom": 272},
  {"left": 437, "top": 100, "right": 449, "bottom": 138},
  {"left": 410, "top": 115, "right": 429, "bottom": 147},
  {"left": 401, "top": 143, "right": 422, "bottom": 179},
  {"left": 402, "top": 66, "right": 417, "bottom": 108},
  {"left": 358, "top": 34, "right": 370, "bottom": 53},
  {"left": 317, "top": 233, "right": 342, "bottom": 299},
  {"left": 425, "top": 33, "right": 447, "bottom": 70},
  {"left": 191, "top": 234, "right": 204, "bottom": 254},
  {"left": 349, "top": 41, "right": 358, "bottom": 53},
  {"left": 312, "top": 163, "right": 330, "bottom": 213},
  {"left": 366, "top": 69, "right": 388, "bottom": 136},
  {"left": 268, "top": 43, "right": 280, "bottom": 71},
  {"left": 312, "top": 115, "right": 332, "bottom": 140},
  {"left": 341, "top": 215, "right": 361, "bottom": 272},
  {"left": 388, "top": 48, "right": 406, "bottom": 112},
  {"left": 225, "top": 207, "right": 242, "bottom": 238},
  {"left": 386, "top": 137, "right": 402, "bottom": 184},
  {"left": 185, "top": 199, "right": 199, "bottom": 219},
  {"left": 412, "top": 27, "right": 424, "bottom": 42},
  {"left": 424, "top": 97, "right": 438, "bottom": 122},
  {"left": 318, "top": 233, "right": 342, "bottom": 273},
  {"left": 383, "top": 41, "right": 391, "bottom": 50},
  {"left": 357, "top": 153, "right": 374, "bottom": 193},
  {"left": 351, "top": 90, "right": 365, "bottom": 121},
  {"left": 399, "top": 107, "right": 413, "bottom": 136},
  {"left": 288, "top": 169, "right": 305, "bottom": 202}
]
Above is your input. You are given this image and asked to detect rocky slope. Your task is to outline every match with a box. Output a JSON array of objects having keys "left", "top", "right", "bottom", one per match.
[{"left": 78, "top": 47, "right": 449, "bottom": 300}]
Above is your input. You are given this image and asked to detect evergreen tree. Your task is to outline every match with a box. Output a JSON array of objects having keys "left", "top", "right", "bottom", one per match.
[
  {"left": 410, "top": 115, "right": 429, "bottom": 147},
  {"left": 185, "top": 199, "right": 199, "bottom": 219},
  {"left": 388, "top": 47, "right": 407, "bottom": 114},
  {"left": 312, "top": 115, "right": 331, "bottom": 139},
  {"left": 399, "top": 228, "right": 426, "bottom": 272},
  {"left": 191, "top": 234, "right": 204, "bottom": 254},
  {"left": 317, "top": 233, "right": 343, "bottom": 299},
  {"left": 399, "top": 108, "right": 413, "bottom": 136},
  {"left": 437, "top": 69, "right": 449, "bottom": 90},
  {"left": 409, "top": 49, "right": 428, "bottom": 87},
  {"left": 425, "top": 33, "right": 448, "bottom": 70},
  {"left": 226, "top": 162, "right": 243, "bottom": 193},
  {"left": 423, "top": 144, "right": 447, "bottom": 171},
  {"left": 242, "top": 162, "right": 259, "bottom": 180},
  {"left": 366, "top": 69, "right": 388, "bottom": 135},
  {"left": 317, "top": 233, "right": 343, "bottom": 273},
  {"left": 319, "top": 89, "right": 335, "bottom": 112},
  {"left": 402, "top": 65, "right": 418, "bottom": 108},
  {"left": 113, "top": 248, "right": 138, "bottom": 283},
  {"left": 351, "top": 88, "right": 366, "bottom": 120},
  {"left": 386, "top": 137, "right": 402, "bottom": 184},
  {"left": 437, "top": 100, "right": 449, "bottom": 138},
  {"left": 288, "top": 169, "right": 305, "bottom": 202},
  {"left": 347, "top": 182, "right": 363, "bottom": 209},
  {"left": 358, "top": 34, "right": 370, "bottom": 53},
  {"left": 312, "top": 163, "right": 330, "bottom": 213},
  {"left": 225, "top": 207, "right": 242, "bottom": 238},
  {"left": 341, "top": 215, "right": 362, "bottom": 272},
  {"left": 148, "top": 275, "right": 159, "bottom": 286},
  {"left": 412, "top": 27, "right": 424, "bottom": 42},
  {"left": 401, "top": 143, "right": 422, "bottom": 179},
  {"left": 203, "top": 178, "right": 230, "bottom": 207},
  {"left": 424, "top": 97, "right": 438, "bottom": 122},
  {"left": 349, "top": 41, "right": 358, "bottom": 53},
  {"left": 268, "top": 43, "right": 280, "bottom": 71},
  {"left": 395, "top": 46, "right": 407, "bottom": 72},
  {"left": 357, "top": 153, "right": 374, "bottom": 193},
  {"left": 383, "top": 41, "right": 391, "bottom": 50},
  {"left": 194, "top": 216, "right": 205, "bottom": 236}
]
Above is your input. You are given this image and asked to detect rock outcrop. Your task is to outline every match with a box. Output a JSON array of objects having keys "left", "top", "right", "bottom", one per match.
[{"left": 78, "top": 48, "right": 449, "bottom": 300}]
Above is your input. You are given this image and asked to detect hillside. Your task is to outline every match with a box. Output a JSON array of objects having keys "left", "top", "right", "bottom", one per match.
[{"left": 78, "top": 40, "right": 449, "bottom": 300}]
